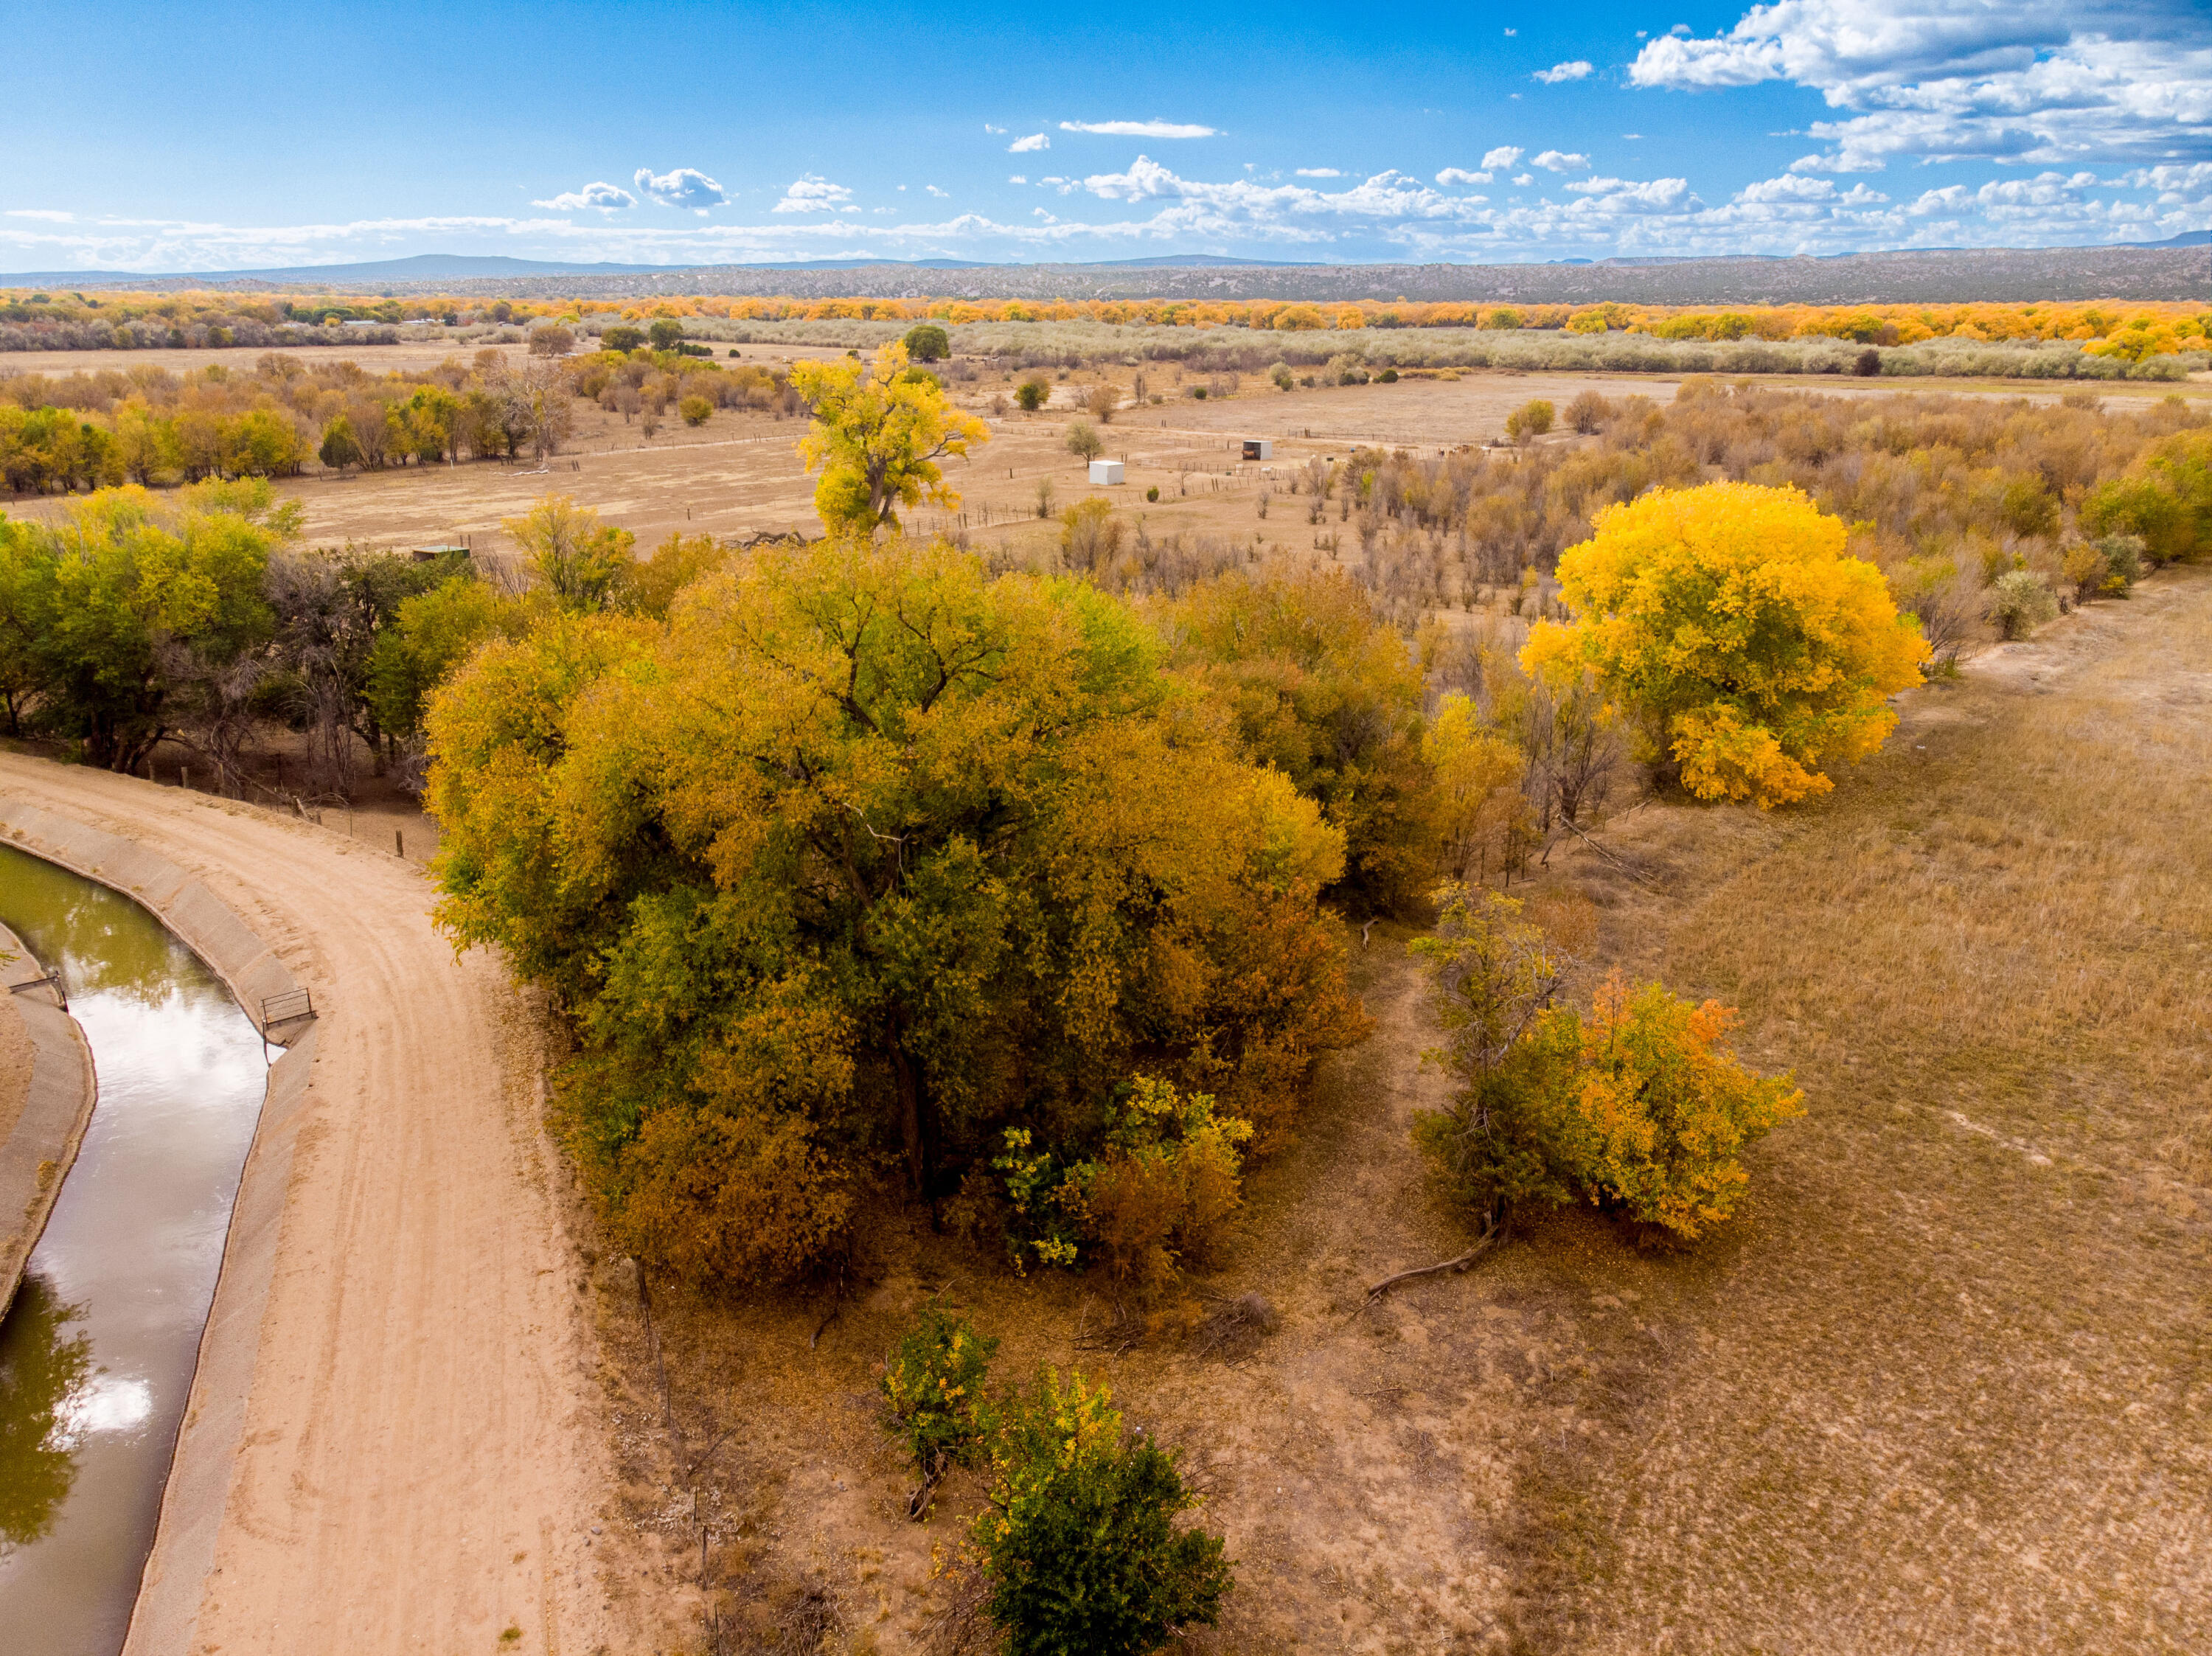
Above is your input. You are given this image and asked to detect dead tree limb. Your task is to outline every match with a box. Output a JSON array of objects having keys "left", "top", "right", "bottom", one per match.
[{"left": 1364, "top": 1222, "right": 1500, "bottom": 1303}]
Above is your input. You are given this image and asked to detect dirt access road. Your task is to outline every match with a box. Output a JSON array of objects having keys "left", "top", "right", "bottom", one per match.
[{"left": 0, "top": 754, "right": 619, "bottom": 1656}]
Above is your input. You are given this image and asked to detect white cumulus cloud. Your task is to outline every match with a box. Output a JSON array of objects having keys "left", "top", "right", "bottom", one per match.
[
  {"left": 1297, "top": 167, "right": 1344, "bottom": 177},
  {"left": 532, "top": 181, "right": 636, "bottom": 212},
  {"left": 1534, "top": 150, "right": 1590, "bottom": 170},
  {"left": 1562, "top": 175, "right": 1699, "bottom": 211},
  {"left": 771, "top": 175, "right": 852, "bottom": 214},
  {"left": 1629, "top": 0, "right": 2212, "bottom": 170},
  {"left": 1009, "top": 133, "right": 1050, "bottom": 153},
  {"left": 1060, "top": 119, "right": 1219, "bottom": 139},
  {"left": 1436, "top": 167, "right": 1495, "bottom": 186},
  {"left": 1483, "top": 146, "right": 1526, "bottom": 170},
  {"left": 633, "top": 167, "right": 728, "bottom": 213},
  {"left": 1534, "top": 60, "right": 1595, "bottom": 83}
]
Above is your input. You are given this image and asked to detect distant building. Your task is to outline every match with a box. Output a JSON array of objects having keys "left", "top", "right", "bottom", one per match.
[
  {"left": 1241, "top": 439, "right": 1274, "bottom": 461},
  {"left": 1088, "top": 459, "right": 1124, "bottom": 485}
]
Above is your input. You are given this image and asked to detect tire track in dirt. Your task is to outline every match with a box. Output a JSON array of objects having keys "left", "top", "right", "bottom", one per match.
[{"left": 0, "top": 754, "right": 618, "bottom": 1656}]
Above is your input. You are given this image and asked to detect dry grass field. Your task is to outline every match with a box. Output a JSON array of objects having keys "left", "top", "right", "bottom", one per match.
[
  {"left": 564, "top": 566, "right": 2210, "bottom": 1654},
  {"left": 6, "top": 349, "right": 2205, "bottom": 568}
]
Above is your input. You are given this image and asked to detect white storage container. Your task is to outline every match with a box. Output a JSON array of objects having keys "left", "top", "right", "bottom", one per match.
[{"left": 1088, "top": 459, "right": 1125, "bottom": 485}]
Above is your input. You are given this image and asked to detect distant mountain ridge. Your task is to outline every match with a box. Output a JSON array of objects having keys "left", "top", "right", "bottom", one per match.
[{"left": 2, "top": 234, "right": 2204, "bottom": 305}]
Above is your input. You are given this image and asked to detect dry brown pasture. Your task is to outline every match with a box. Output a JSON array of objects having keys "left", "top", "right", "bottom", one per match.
[
  {"left": 568, "top": 568, "right": 2211, "bottom": 1654},
  {"left": 7, "top": 350, "right": 2204, "bottom": 571}
]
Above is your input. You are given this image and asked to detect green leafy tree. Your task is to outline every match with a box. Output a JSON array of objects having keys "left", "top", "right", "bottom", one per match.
[
  {"left": 646, "top": 319, "right": 685, "bottom": 352},
  {"left": 883, "top": 1309, "right": 998, "bottom": 1503},
  {"left": 974, "top": 1370, "right": 1231, "bottom": 1656},
  {"left": 317, "top": 415, "right": 362, "bottom": 472},
  {"left": 364, "top": 573, "right": 527, "bottom": 754},
  {"left": 1015, "top": 378, "right": 1050, "bottom": 414},
  {"left": 1065, "top": 422, "right": 1104, "bottom": 463},
  {"left": 601, "top": 325, "right": 645, "bottom": 352},
  {"left": 6, "top": 482, "right": 284, "bottom": 770},
  {"left": 423, "top": 536, "right": 1366, "bottom": 1281},
  {"left": 902, "top": 323, "right": 951, "bottom": 362}
]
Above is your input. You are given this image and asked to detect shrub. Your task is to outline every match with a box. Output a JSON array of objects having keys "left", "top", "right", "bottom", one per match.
[
  {"left": 1854, "top": 347, "right": 1882, "bottom": 377},
  {"left": 1520, "top": 971, "right": 1804, "bottom": 1239},
  {"left": 678, "top": 394, "right": 712, "bottom": 427},
  {"left": 1270, "top": 362, "right": 1293, "bottom": 391},
  {"left": 883, "top": 1308, "right": 998, "bottom": 1486},
  {"left": 1377, "top": 367, "right": 1399, "bottom": 383},
  {"left": 1059, "top": 496, "right": 1124, "bottom": 571},
  {"left": 2097, "top": 532, "right": 2145, "bottom": 592},
  {"left": 599, "top": 325, "right": 644, "bottom": 352},
  {"left": 1522, "top": 482, "right": 1930, "bottom": 807},
  {"left": 1085, "top": 383, "right": 1122, "bottom": 422},
  {"left": 1989, "top": 568, "right": 2058, "bottom": 639},
  {"left": 1503, "top": 399, "right": 1554, "bottom": 442},
  {"left": 1066, "top": 421, "right": 1104, "bottom": 462},
  {"left": 1145, "top": 485, "right": 1160, "bottom": 503},
  {"left": 1064, "top": 1078, "right": 1251, "bottom": 1299},
  {"left": 647, "top": 319, "right": 684, "bottom": 351},
  {"left": 1410, "top": 889, "right": 1575, "bottom": 1224},
  {"left": 974, "top": 1370, "right": 1231, "bottom": 1656},
  {"left": 1412, "top": 891, "right": 1802, "bottom": 1241},
  {"left": 902, "top": 323, "right": 951, "bottom": 362},
  {"left": 1015, "top": 377, "right": 1050, "bottom": 412},
  {"left": 1565, "top": 390, "right": 1614, "bottom": 434}
]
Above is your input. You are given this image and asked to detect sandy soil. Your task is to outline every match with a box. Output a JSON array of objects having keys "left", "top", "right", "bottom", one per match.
[{"left": 0, "top": 754, "right": 636, "bottom": 1656}]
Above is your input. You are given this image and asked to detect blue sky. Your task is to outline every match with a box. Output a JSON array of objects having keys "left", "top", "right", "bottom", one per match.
[{"left": 2, "top": 0, "right": 2206, "bottom": 271}]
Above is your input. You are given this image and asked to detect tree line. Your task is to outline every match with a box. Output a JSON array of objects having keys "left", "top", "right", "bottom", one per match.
[{"left": 0, "top": 344, "right": 794, "bottom": 495}]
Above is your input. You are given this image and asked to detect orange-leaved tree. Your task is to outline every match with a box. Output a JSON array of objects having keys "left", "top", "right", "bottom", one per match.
[
  {"left": 1524, "top": 972, "right": 1804, "bottom": 1239},
  {"left": 1411, "top": 888, "right": 1801, "bottom": 1247},
  {"left": 1521, "top": 481, "right": 1928, "bottom": 807}
]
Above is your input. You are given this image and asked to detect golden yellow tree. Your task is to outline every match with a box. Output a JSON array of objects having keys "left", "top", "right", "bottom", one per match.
[
  {"left": 792, "top": 341, "right": 988, "bottom": 534},
  {"left": 1522, "top": 481, "right": 1927, "bottom": 807}
]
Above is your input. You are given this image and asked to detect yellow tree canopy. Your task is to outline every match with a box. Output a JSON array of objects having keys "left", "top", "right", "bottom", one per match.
[
  {"left": 1521, "top": 481, "right": 1927, "bottom": 807},
  {"left": 792, "top": 341, "right": 989, "bottom": 535}
]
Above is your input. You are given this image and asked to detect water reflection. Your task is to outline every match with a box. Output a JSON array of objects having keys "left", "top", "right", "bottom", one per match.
[
  {"left": 0, "top": 1279, "right": 91, "bottom": 1550},
  {"left": 0, "top": 843, "right": 269, "bottom": 1655}
]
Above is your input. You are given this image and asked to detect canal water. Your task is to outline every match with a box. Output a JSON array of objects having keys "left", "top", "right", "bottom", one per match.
[{"left": 0, "top": 842, "right": 268, "bottom": 1655}]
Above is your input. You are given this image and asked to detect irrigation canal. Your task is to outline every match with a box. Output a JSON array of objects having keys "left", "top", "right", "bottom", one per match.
[{"left": 0, "top": 841, "right": 267, "bottom": 1655}]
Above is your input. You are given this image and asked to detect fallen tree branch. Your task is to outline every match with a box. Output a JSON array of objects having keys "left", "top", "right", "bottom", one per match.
[
  {"left": 1553, "top": 814, "right": 1666, "bottom": 893},
  {"left": 1364, "top": 1222, "right": 1500, "bottom": 1303}
]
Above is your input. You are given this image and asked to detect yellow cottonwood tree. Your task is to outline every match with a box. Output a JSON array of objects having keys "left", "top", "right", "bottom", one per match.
[
  {"left": 1522, "top": 481, "right": 1927, "bottom": 807},
  {"left": 793, "top": 341, "right": 989, "bottom": 534}
]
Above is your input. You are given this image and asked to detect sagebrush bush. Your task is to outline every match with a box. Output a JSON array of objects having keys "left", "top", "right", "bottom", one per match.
[{"left": 1990, "top": 568, "right": 2058, "bottom": 639}]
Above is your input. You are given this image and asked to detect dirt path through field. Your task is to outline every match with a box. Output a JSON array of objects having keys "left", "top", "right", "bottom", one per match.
[{"left": 0, "top": 755, "right": 617, "bottom": 1656}]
